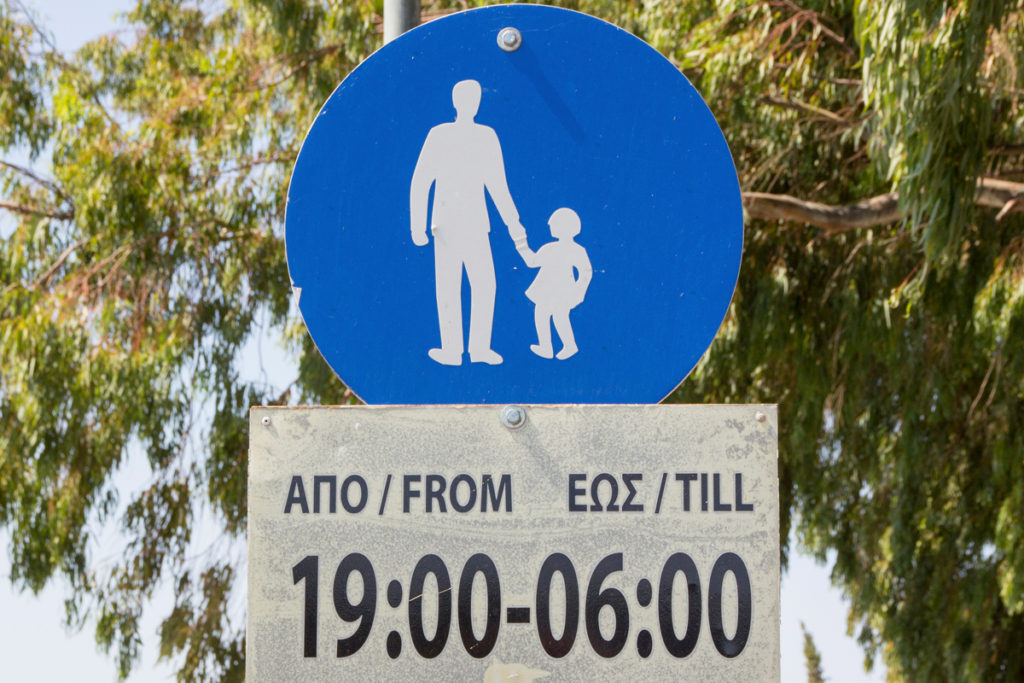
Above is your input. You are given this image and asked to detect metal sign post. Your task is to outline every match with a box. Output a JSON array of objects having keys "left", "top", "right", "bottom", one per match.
[{"left": 383, "top": 0, "right": 419, "bottom": 45}]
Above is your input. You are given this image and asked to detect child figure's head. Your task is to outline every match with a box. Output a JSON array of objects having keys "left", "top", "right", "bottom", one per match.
[{"left": 548, "top": 207, "right": 581, "bottom": 240}]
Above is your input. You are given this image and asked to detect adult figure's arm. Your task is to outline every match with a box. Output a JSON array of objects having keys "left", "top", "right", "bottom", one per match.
[
  {"left": 483, "top": 129, "right": 525, "bottom": 240},
  {"left": 515, "top": 238, "right": 539, "bottom": 267},
  {"left": 409, "top": 130, "right": 437, "bottom": 246}
]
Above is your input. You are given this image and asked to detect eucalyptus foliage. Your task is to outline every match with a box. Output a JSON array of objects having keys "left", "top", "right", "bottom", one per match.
[
  {"left": 802, "top": 622, "right": 825, "bottom": 683},
  {"left": 1, "top": 0, "right": 1023, "bottom": 680}
]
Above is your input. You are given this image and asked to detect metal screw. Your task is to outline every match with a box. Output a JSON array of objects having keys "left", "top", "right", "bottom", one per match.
[
  {"left": 261, "top": 416, "right": 271, "bottom": 426},
  {"left": 497, "top": 27, "right": 522, "bottom": 52},
  {"left": 755, "top": 411, "right": 766, "bottom": 423},
  {"left": 501, "top": 405, "right": 526, "bottom": 430}
]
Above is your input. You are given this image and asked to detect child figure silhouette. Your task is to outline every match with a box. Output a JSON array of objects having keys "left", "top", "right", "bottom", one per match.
[{"left": 514, "top": 208, "right": 593, "bottom": 359}]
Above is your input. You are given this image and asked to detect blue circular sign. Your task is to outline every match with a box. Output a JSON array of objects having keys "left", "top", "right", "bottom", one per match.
[{"left": 286, "top": 5, "right": 742, "bottom": 404}]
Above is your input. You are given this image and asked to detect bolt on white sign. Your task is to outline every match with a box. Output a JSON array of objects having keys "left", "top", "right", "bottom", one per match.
[{"left": 247, "top": 405, "right": 780, "bottom": 681}]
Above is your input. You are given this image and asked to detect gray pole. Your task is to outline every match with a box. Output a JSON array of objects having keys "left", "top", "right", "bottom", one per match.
[{"left": 383, "top": 0, "right": 420, "bottom": 44}]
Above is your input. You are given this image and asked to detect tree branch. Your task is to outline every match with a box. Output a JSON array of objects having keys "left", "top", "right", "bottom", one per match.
[
  {"left": 743, "top": 191, "right": 900, "bottom": 233},
  {"left": 760, "top": 94, "right": 855, "bottom": 127},
  {"left": 976, "top": 178, "right": 1024, "bottom": 219},
  {"left": 0, "top": 199, "right": 73, "bottom": 220},
  {"left": 743, "top": 178, "right": 1024, "bottom": 232},
  {"left": 0, "top": 159, "right": 67, "bottom": 199},
  {"left": 31, "top": 237, "right": 88, "bottom": 289}
]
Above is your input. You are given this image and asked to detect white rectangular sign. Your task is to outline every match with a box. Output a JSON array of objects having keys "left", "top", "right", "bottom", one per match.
[{"left": 247, "top": 405, "right": 779, "bottom": 681}]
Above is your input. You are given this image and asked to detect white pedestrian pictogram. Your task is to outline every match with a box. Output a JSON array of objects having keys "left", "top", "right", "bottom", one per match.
[
  {"left": 411, "top": 80, "right": 592, "bottom": 365},
  {"left": 410, "top": 79, "right": 526, "bottom": 366}
]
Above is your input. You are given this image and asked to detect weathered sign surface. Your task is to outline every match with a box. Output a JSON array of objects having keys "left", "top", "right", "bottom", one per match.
[{"left": 247, "top": 405, "right": 779, "bottom": 680}]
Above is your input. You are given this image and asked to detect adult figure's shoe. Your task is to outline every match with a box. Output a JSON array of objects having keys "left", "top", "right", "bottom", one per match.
[
  {"left": 428, "top": 348, "right": 462, "bottom": 366},
  {"left": 530, "top": 344, "right": 554, "bottom": 359},
  {"left": 556, "top": 343, "right": 578, "bottom": 360},
  {"left": 470, "top": 349, "right": 503, "bottom": 365}
]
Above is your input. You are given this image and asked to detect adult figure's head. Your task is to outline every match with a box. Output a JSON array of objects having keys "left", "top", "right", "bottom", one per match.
[{"left": 452, "top": 80, "right": 482, "bottom": 121}]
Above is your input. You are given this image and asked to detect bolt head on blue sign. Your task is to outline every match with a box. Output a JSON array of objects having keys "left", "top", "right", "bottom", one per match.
[{"left": 285, "top": 4, "right": 742, "bottom": 404}]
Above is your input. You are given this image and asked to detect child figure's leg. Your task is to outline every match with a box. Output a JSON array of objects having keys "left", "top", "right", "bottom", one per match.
[
  {"left": 531, "top": 304, "right": 554, "bottom": 358},
  {"left": 552, "top": 308, "right": 578, "bottom": 360}
]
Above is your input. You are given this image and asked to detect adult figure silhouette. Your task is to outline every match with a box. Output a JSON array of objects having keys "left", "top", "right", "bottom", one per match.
[{"left": 410, "top": 79, "right": 525, "bottom": 366}]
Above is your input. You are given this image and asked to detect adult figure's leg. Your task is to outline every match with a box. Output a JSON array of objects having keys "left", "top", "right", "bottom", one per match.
[
  {"left": 463, "top": 231, "right": 501, "bottom": 364},
  {"left": 429, "top": 233, "right": 463, "bottom": 365}
]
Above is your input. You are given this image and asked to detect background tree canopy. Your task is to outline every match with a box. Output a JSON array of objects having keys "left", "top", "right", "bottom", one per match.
[{"left": 2, "top": 0, "right": 1023, "bottom": 679}]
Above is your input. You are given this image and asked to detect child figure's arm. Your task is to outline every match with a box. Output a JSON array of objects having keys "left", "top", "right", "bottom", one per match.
[{"left": 515, "top": 237, "right": 540, "bottom": 268}]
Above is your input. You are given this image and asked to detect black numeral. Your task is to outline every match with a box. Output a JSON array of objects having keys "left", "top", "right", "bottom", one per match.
[
  {"left": 292, "top": 555, "right": 319, "bottom": 658},
  {"left": 708, "top": 552, "right": 752, "bottom": 657},
  {"left": 536, "top": 553, "right": 579, "bottom": 658},
  {"left": 408, "top": 554, "right": 452, "bottom": 658},
  {"left": 658, "top": 552, "right": 702, "bottom": 657},
  {"left": 458, "top": 553, "right": 501, "bottom": 658},
  {"left": 585, "top": 552, "right": 629, "bottom": 657},
  {"left": 332, "top": 553, "right": 377, "bottom": 657}
]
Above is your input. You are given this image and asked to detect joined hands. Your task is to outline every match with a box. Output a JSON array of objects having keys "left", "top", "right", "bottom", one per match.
[{"left": 508, "top": 220, "right": 527, "bottom": 242}]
